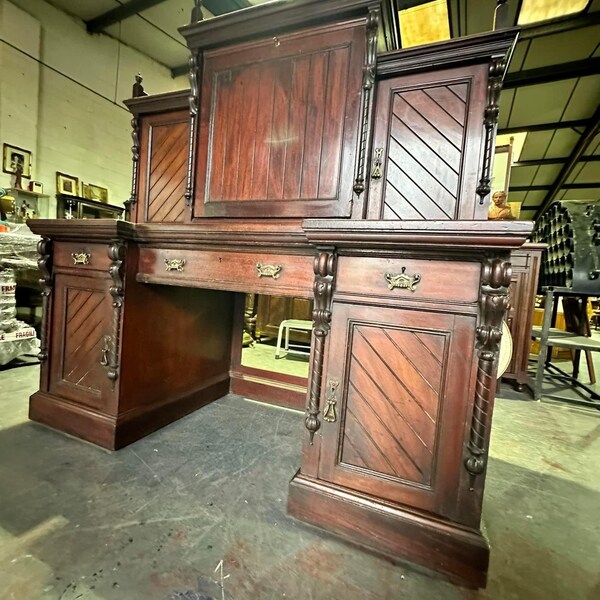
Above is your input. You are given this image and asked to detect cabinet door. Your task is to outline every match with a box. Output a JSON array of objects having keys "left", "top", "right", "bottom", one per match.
[
  {"left": 367, "top": 64, "right": 488, "bottom": 220},
  {"left": 136, "top": 109, "right": 190, "bottom": 223},
  {"left": 319, "top": 303, "right": 477, "bottom": 521},
  {"left": 49, "top": 273, "right": 115, "bottom": 411}
]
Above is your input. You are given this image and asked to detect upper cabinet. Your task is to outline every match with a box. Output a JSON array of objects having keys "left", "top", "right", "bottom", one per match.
[
  {"left": 367, "top": 31, "right": 518, "bottom": 221},
  {"left": 125, "top": 91, "right": 191, "bottom": 224},
  {"left": 125, "top": 5, "right": 518, "bottom": 225}
]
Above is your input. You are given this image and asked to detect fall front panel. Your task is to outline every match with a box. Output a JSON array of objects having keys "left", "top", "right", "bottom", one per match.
[{"left": 194, "top": 22, "right": 366, "bottom": 218}]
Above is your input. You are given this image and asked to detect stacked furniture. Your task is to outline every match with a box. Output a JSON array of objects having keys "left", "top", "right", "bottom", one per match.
[
  {"left": 502, "top": 243, "right": 545, "bottom": 391},
  {"left": 26, "top": 0, "right": 531, "bottom": 588},
  {"left": 531, "top": 200, "right": 600, "bottom": 405}
]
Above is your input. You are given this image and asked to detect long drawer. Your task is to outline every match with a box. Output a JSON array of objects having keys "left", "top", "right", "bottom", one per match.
[
  {"left": 137, "top": 247, "right": 315, "bottom": 297},
  {"left": 335, "top": 255, "right": 480, "bottom": 304}
]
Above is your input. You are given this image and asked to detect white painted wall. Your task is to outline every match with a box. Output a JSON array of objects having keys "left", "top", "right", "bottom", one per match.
[{"left": 0, "top": 0, "right": 188, "bottom": 209}]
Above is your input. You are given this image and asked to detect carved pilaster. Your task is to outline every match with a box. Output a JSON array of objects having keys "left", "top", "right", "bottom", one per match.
[
  {"left": 124, "top": 115, "right": 140, "bottom": 221},
  {"left": 37, "top": 237, "right": 52, "bottom": 362},
  {"left": 465, "top": 258, "right": 511, "bottom": 476},
  {"left": 185, "top": 50, "right": 201, "bottom": 207},
  {"left": 305, "top": 250, "right": 336, "bottom": 443},
  {"left": 476, "top": 58, "right": 505, "bottom": 204},
  {"left": 353, "top": 5, "right": 380, "bottom": 197},
  {"left": 106, "top": 241, "right": 126, "bottom": 383}
]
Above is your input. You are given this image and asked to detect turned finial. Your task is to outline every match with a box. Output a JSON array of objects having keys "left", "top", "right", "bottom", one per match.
[
  {"left": 191, "top": 0, "right": 204, "bottom": 24},
  {"left": 132, "top": 73, "right": 148, "bottom": 98},
  {"left": 493, "top": 0, "right": 510, "bottom": 30}
]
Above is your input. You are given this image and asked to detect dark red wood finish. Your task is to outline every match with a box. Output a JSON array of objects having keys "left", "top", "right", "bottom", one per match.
[
  {"left": 193, "top": 21, "right": 366, "bottom": 219},
  {"left": 288, "top": 219, "right": 531, "bottom": 588},
  {"left": 367, "top": 64, "right": 488, "bottom": 219},
  {"left": 136, "top": 109, "right": 190, "bottom": 224},
  {"left": 29, "top": 5, "right": 523, "bottom": 589}
]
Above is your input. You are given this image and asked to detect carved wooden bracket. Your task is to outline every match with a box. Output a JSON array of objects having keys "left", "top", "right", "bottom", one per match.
[
  {"left": 305, "top": 250, "right": 336, "bottom": 443},
  {"left": 465, "top": 258, "right": 512, "bottom": 476},
  {"left": 353, "top": 5, "right": 380, "bottom": 197},
  {"left": 106, "top": 241, "right": 126, "bottom": 384},
  {"left": 476, "top": 58, "right": 506, "bottom": 204},
  {"left": 37, "top": 237, "right": 53, "bottom": 362}
]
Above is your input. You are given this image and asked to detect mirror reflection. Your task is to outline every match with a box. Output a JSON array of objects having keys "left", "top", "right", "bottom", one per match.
[{"left": 241, "top": 294, "right": 313, "bottom": 379}]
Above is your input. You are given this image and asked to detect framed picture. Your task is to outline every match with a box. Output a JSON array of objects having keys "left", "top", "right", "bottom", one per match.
[
  {"left": 82, "top": 183, "right": 109, "bottom": 203},
  {"left": 3, "top": 144, "right": 32, "bottom": 178},
  {"left": 56, "top": 172, "right": 79, "bottom": 196}
]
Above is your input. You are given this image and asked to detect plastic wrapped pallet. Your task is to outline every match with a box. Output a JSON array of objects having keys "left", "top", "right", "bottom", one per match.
[{"left": 0, "top": 269, "right": 39, "bottom": 365}]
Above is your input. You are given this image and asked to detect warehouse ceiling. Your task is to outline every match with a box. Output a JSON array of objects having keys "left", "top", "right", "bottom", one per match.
[{"left": 44, "top": 0, "right": 600, "bottom": 219}]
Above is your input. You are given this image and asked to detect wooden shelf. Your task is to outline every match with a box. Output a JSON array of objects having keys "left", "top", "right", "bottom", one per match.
[{"left": 6, "top": 187, "right": 50, "bottom": 199}]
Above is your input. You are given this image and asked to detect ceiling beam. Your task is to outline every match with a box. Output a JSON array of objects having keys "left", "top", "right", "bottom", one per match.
[
  {"left": 510, "top": 183, "right": 600, "bottom": 192},
  {"left": 87, "top": 0, "right": 250, "bottom": 34},
  {"left": 498, "top": 119, "right": 588, "bottom": 135},
  {"left": 171, "top": 63, "right": 189, "bottom": 78},
  {"left": 170, "top": 0, "right": 252, "bottom": 77},
  {"left": 535, "top": 104, "right": 600, "bottom": 218},
  {"left": 518, "top": 10, "right": 600, "bottom": 40},
  {"left": 513, "top": 157, "right": 600, "bottom": 168},
  {"left": 86, "top": 0, "right": 169, "bottom": 33},
  {"left": 503, "top": 58, "right": 600, "bottom": 89}
]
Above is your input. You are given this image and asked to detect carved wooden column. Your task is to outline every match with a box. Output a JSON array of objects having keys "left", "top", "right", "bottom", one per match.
[
  {"left": 353, "top": 5, "right": 380, "bottom": 199},
  {"left": 305, "top": 250, "right": 336, "bottom": 443},
  {"left": 476, "top": 58, "right": 506, "bottom": 205},
  {"left": 36, "top": 237, "right": 52, "bottom": 363},
  {"left": 465, "top": 257, "right": 512, "bottom": 476},
  {"left": 105, "top": 241, "right": 126, "bottom": 384}
]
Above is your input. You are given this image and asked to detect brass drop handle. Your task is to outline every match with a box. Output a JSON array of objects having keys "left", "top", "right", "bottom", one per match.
[
  {"left": 370, "top": 147, "right": 384, "bottom": 179},
  {"left": 165, "top": 258, "right": 186, "bottom": 272},
  {"left": 72, "top": 252, "right": 91, "bottom": 265},
  {"left": 100, "top": 335, "right": 111, "bottom": 367},
  {"left": 385, "top": 268, "right": 421, "bottom": 292},
  {"left": 323, "top": 379, "right": 339, "bottom": 423},
  {"left": 256, "top": 263, "right": 282, "bottom": 279}
]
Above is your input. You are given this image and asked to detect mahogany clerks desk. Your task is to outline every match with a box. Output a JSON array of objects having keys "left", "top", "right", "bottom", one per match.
[{"left": 27, "top": 0, "right": 531, "bottom": 589}]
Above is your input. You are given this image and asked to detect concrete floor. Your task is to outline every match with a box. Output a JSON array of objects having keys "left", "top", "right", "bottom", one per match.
[{"left": 0, "top": 365, "right": 598, "bottom": 600}]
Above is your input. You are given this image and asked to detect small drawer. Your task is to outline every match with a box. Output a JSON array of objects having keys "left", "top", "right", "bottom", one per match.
[
  {"left": 53, "top": 242, "right": 112, "bottom": 272},
  {"left": 336, "top": 256, "right": 480, "bottom": 304},
  {"left": 138, "top": 248, "right": 315, "bottom": 296}
]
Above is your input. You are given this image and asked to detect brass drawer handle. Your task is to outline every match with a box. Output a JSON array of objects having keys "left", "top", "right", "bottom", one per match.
[
  {"left": 385, "top": 268, "right": 421, "bottom": 292},
  {"left": 256, "top": 263, "right": 282, "bottom": 279},
  {"left": 323, "top": 379, "right": 339, "bottom": 423},
  {"left": 165, "top": 258, "right": 186, "bottom": 272},
  {"left": 72, "top": 252, "right": 91, "bottom": 265}
]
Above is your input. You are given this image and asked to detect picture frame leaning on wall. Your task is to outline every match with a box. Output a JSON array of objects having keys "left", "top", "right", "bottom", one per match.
[
  {"left": 56, "top": 172, "right": 79, "bottom": 196},
  {"left": 2, "top": 143, "right": 32, "bottom": 178}
]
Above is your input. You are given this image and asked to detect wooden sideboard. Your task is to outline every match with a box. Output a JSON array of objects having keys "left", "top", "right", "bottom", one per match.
[
  {"left": 27, "top": 0, "right": 530, "bottom": 589},
  {"left": 502, "top": 244, "right": 545, "bottom": 391}
]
